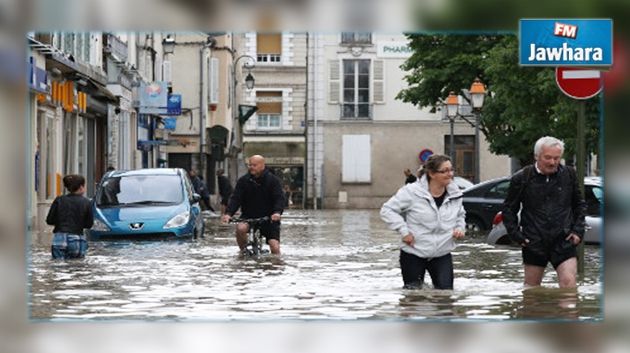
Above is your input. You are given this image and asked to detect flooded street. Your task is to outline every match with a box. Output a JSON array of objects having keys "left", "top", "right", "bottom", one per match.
[{"left": 29, "top": 210, "right": 602, "bottom": 321}]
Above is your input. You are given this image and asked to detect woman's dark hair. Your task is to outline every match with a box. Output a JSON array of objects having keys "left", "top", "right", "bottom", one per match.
[
  {"left": 418, "top": 154, "right": 451, "bottom": 183},
  {"left": 63, "top": 174, "right": 85, "bottom": 193}
]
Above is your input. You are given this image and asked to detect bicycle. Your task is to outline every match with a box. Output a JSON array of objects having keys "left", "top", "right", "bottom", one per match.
[{"left": 229, "top": 216, "right": 271, "bottom": 256}]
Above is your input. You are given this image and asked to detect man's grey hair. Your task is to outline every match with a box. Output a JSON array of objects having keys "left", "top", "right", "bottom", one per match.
[{"left": 534, "top": 136, "right": 565, "bottom": 157}]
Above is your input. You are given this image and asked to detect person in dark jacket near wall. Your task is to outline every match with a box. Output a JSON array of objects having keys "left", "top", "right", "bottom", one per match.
[
  {"left": 189, "top": 169, "right": 215, "bottom": 212},
  {"left": 221, "top": 155, "right": 285, "bottom": 254},
  {"left": 403, "top": 168, "right": 417, "bottom": 184},
  {"left": 502, "top": 136, "right": 586, "bottom": 288},
  {"left": 216, "top": 168, "right": 233, "bottom": 215},
  {"left": 46, "top": 174, "right": 94, "bottom": 259}
]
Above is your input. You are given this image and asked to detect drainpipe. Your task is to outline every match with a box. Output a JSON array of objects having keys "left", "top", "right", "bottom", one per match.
[
  {"left": 312, "top": 33, "right": 318, "bottom": 210},
  {"left": 303, "top": 32, "right": 308, "bottom": 210},
  {"left": 199, "top": 44, "right": 208, "bottom": 177}
]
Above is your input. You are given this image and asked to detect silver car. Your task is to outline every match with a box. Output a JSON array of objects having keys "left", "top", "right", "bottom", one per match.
[{"left": 486, "top": 176, "right": 602, "bottom": 245}]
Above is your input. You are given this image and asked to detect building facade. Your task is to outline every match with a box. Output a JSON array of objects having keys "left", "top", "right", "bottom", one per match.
[
  {"left": 306, "top": 33, "right": 511, "bottom": 209},
  {"left": 27, "top": 31, "right": 167, "bottom": 233},
  {"left": 235, "top": 32, "right": 308, "bottom": 208}
]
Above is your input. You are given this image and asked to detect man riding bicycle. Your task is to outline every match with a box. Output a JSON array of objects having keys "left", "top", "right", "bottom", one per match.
[{"left": 221, "top": 155, "right": 286, "bottom": 255}]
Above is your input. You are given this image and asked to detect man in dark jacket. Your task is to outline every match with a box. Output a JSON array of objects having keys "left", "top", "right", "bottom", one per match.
[
  {"left": 189, "top": 169, "right": 214, "bottom": 212},
  {"left": 221, "top": 155, "right": 285, "bottom": 254},
  {"left": 502, "top": 136, "right": 586, "bottom": 288},
  {"left": 216, "top": 168, "right": 233, "bottom": 215}
]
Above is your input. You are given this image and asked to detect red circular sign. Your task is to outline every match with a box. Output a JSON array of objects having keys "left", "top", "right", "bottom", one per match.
[{"left": 555, "top": 67, "right": 603, "bottom": 100}]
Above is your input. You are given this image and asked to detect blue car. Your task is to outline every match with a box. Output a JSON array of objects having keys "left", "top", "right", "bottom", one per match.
[{"left": 89, "top": 168, "right": 204, "bottom": 240}]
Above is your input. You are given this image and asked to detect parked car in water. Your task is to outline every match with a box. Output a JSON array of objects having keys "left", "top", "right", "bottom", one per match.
[
  {"left": 486, "top": 176, "right": 603, "bottom": 245},
  {"left": 89, "top": 168, "right": 204, "bottom": 240},
  {"left": 462, "top": 176, "right": 511, "bottom": 232}
]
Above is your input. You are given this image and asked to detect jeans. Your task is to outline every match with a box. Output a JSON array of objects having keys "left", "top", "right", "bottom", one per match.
[
  {"left": 51, "top": 233, "right": 88, "bottom": 259},
  {"left": 399, "top": 250, "right": 453, "bottom": 289}
]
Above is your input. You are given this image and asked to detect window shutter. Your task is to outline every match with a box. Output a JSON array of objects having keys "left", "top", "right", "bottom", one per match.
[
  {"left": 329, "top": 60, "right": 340, "bottom": 104},
  {"left": 342, "top": 135, "right": 371, "bottom": 183},
  {"left": 373, "top": 59, "right": 384, "bottom": 104},
  {"left": 257, "top": 33, "right": 282, "bottom": 54},
  {"left": 256, "top": 91, "right": 282, "bottom": 114},
  {"left": 209, "top": 57, "right": 219, "bottom": 104},
  {"left": 163, "top": 60, "right": 172, "bottom": 82}
]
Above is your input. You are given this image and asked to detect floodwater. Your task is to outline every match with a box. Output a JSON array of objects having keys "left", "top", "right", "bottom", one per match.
[{"left": 29, "top": 210, "right": 602, "bottom": 321}]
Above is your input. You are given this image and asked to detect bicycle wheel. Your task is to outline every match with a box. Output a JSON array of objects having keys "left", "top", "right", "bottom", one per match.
[{"left": 251, "top": 230, "right": 260, "bottom": 255}]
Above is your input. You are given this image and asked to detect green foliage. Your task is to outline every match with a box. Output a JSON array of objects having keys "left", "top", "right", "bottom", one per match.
[{"left": 398, "top": 34, "right": 600, "bottom": 167}]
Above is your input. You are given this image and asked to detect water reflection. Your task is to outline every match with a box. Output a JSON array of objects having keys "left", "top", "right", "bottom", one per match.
[
  {"left": 29, "top": 210, "right": 601, "bottom": 321},
  {"left": 515, "top": 287, "right": 579, "bottom": 320}
]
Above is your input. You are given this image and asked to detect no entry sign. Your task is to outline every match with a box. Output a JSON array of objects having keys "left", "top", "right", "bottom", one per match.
[{"left": 555, "top": 67, "right": 603, "bottom": 99}]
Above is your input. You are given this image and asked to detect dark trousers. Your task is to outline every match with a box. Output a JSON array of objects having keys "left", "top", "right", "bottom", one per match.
[{"left": 399, "top": 250, "right": 454, "bottom": 289}]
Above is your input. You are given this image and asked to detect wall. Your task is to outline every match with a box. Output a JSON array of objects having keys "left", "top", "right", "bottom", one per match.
[{"left": 321, "top": 121, "right": 511, "bottom": 209}]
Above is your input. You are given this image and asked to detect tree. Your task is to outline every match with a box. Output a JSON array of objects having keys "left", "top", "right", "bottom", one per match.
[{"left": 398, "top": 34, "right": 600, "bottom": 167}]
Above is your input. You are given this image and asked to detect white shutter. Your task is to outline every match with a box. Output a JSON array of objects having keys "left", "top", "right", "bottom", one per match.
[
  {"left": 328, "top": 59, "right": 340, "bottom": 104},
  {"left": 342, "top": 135, "right": 371, "bottom": 183},
  {"left": 209, "top": 57, "right": 219, "bottom": 104},
  {"left": 163, "top": 60, "right": 172, "bottom": 82},
  {"left": 373, "top": 59, "right": 384, "bottom": 103}
]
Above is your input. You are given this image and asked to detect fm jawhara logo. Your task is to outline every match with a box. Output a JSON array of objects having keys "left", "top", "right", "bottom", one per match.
[{"left": 519, "top": 19, "right": 613, "bottom": 66}]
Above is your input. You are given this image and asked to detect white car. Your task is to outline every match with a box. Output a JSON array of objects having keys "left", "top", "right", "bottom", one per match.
[{"left": 486, "top": 176, "right": 602, "bottom": 245}]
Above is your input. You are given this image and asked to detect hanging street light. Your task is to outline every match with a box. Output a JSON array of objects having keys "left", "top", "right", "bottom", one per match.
[{"left": 162, "top": 35, "right": 176, "bottom": 55}]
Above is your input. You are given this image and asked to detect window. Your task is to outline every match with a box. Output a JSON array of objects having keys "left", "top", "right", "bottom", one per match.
[
  {"left": 257, "top": 33, "right": 282, "bottom": 63},
  {"left": 256, "top": 91, "right": 282, "bottom": 130},
  {"left": 486, "top": 180, "right": 510, "bottom": 199},
  {"left": 341, "top": 32, "right": 372, "bottom": 45},
  {"left": 585, "top": 185, "right": 602, "bottom": 216},
  {"left": 342, "top": 59, "right": 370, "bottom": 119},
  {"left": 257, "top": 114, "right": 281, "bottom": 128}
]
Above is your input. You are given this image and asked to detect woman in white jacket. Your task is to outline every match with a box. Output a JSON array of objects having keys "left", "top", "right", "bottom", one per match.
[{"left": 380, "top": 154, "right": 466, "bottom": 289}]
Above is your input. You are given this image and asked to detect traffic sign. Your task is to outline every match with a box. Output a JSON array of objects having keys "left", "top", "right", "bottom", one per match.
[
  {"left": 555, "top": 67, "right": 603, "bottom": 99},
  {"left": 418, "top": 149, "right": 433, "bottom": 162}
]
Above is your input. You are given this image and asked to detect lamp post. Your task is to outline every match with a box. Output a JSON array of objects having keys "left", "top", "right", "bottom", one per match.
[
  {"left": 469, "top": 78, "right": 486, "bottom": 184},
  {"left": 229, "top": 54, "right": 256, "bottom": 184},
  {"left": 445, "top": 91, "right": 459, "bottom": 162},
  {"left": 444, "top": 78, "right": 486, "bottom": 183}
]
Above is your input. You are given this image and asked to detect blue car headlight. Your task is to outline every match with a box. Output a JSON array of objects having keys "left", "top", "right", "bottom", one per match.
[
  {"left": 164, "top": 211, "right": 190, "bottom": 229},
  {"left": 92, "top": 219, "right": 110, "bottom": 232}
]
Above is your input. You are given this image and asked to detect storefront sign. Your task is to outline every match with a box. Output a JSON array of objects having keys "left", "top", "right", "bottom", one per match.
[
  {"left": 139, "top": 82, "right": 168, "bottom": 114},
  {"left": 377, "top": 41, "right": 413, "bottom": 58}
]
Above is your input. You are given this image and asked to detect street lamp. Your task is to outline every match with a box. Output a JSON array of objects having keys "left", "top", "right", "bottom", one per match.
[
  {"left": 228, "top": 54, "right": 256, "bottom": 182},
  {"left": 162, "top": 35, "right": 175, "bottom": 55},
  {"left": 445, "top": 91, "right": 459, "bottom": 162},
  {"left": 444, "top": 78, "right": 487, "bottom": 183},
  {"left": 244, "top": 72, "right": 255, "bottom": 90},
  {"left": 469, "top": 77, "right": 486, "bottom": 183}
]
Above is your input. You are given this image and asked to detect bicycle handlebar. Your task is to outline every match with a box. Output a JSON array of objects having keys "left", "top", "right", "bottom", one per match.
[{"left": 228, "top": 216, "right": 271, "bottom": 225}]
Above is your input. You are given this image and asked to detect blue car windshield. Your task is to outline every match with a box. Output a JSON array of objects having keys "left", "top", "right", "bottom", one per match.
[{"left": 96, "top": 175, "right": 184, "bottom": 207}]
